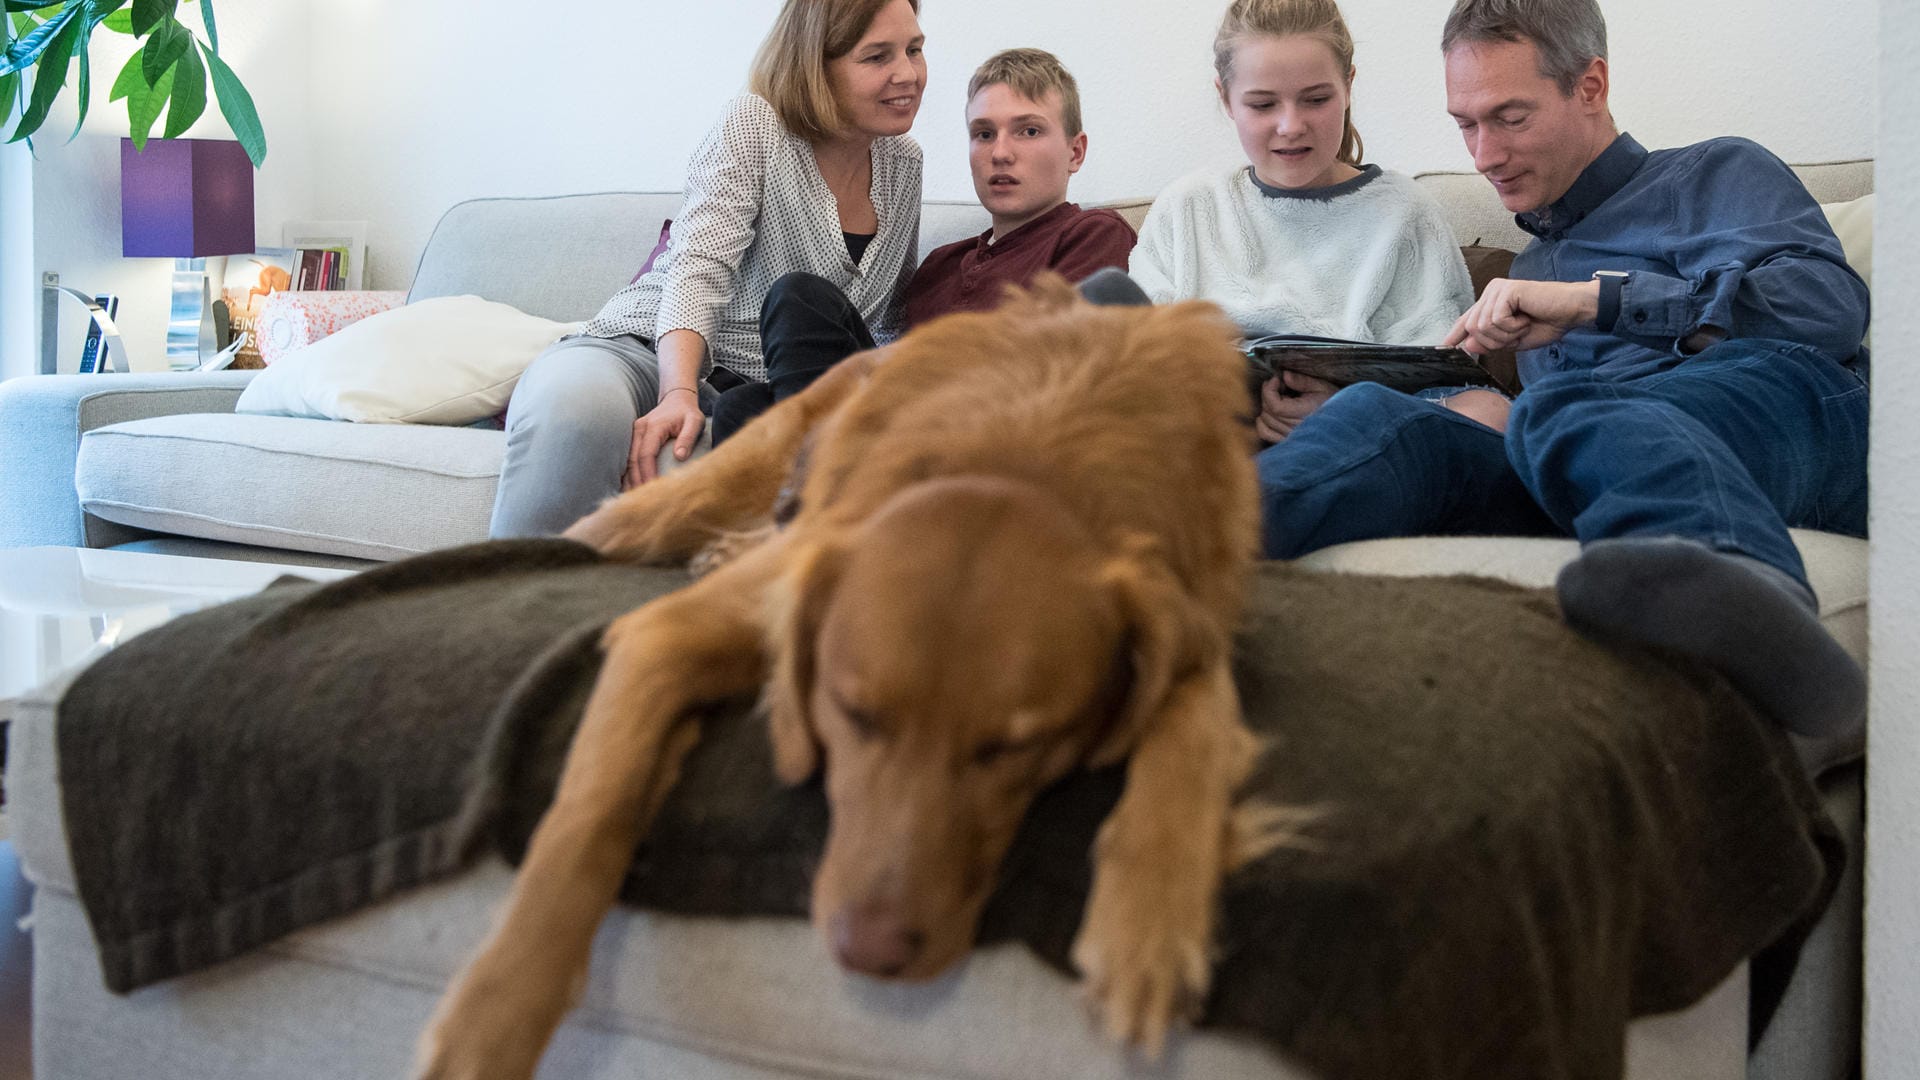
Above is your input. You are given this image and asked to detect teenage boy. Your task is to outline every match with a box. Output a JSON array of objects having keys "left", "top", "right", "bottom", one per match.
[
  {"left": 710, "top": 48, "right": 1136, "bottom": 443},
  {"left": 900, "top": 47, "right": 1137, "bottom": 325}
]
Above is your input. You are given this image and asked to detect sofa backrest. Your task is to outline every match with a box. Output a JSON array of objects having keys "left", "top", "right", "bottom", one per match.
[
  {"left": 408, "top": 192, "right": 682, "bottom": 322},
  {"left": 408, "top": 159, "right": 1872, "bottom": 322},
  {"left": 1414, "top": 157, "right": 1874, "bottom": 252}
]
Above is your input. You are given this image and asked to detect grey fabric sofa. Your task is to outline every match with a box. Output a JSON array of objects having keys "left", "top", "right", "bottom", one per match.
[{"left": 2, "top": 163, "right": 1875, "bottom": 1079}]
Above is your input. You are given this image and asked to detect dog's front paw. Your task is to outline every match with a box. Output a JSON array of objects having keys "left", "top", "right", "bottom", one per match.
[
  {"left": 1070, "top": 886, "right": 1212, "bottom": 1058},
  {"left": 413, "top": 967, "right": 564, "bottom": 1080}
]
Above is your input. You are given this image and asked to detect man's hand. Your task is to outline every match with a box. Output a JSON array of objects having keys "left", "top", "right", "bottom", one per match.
[
  {"left": 625, "top": 390, "right": 705, "bottom": 489},
  {"left": 1254, "top": 371, "right": 1339, "bottom": 443},
  {"left": 1444, "top": 279, "right": 1601, "bottom": 356}
]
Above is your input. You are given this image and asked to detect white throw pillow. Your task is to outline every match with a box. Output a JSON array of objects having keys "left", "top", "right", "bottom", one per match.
[
  {"left": 1822, "top": 193, "right": 1873, "bottom": 288},
  {"left": 1821, "top": 193, "right": 1873, "bottom": 351},
  {"left": 235, "top": 295, "right": 581, "bottom": 425}
]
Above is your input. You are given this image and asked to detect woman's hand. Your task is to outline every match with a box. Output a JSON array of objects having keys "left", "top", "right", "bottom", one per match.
[
  {"left": 625, "top": 389, "right": 706, "bottom": 489},
  {"left": 1254, "top": 371, "right": 1339, "bottom": 443}
]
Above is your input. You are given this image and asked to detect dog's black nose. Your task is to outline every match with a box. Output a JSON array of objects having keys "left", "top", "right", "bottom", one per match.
[{"left": 829, "top": 904, "right": 926, "bottom": 977}]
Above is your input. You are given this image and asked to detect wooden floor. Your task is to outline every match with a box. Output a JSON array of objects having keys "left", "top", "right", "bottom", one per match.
[{"left": 0, "top": 839, "right": 30, "bottom": 1080}]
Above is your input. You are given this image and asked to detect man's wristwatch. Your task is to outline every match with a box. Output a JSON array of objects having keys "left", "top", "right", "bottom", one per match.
[{"left": 1592, "top": 270, "right": 1630, "bottom": 331}]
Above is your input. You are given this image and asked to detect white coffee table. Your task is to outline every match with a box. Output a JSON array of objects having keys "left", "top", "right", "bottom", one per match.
[{"left": 0, "top": 546, "right": 357, "bottom": 799}]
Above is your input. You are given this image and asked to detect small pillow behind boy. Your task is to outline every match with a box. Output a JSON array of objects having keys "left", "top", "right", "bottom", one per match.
[{"left": 711, "top": 48, "right": 1137, "bottom": 445}]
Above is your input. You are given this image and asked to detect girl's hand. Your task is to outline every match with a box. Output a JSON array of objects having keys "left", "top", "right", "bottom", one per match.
[
  {"left": 625, "top": 390, "right": 705, "bottom": 488},
  {"left": 1254, "top": 371, "right": 1338, "bottom": 443}
]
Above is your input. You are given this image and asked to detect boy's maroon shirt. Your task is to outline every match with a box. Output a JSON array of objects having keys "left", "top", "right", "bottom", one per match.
[{"left": 903, "top": 202, "right": 1136, "bottom": 329}]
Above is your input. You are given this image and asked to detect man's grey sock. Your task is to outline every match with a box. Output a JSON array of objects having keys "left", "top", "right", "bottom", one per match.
[{"left": 1555, "top": 536, "right": 1865, "bottom": 738}]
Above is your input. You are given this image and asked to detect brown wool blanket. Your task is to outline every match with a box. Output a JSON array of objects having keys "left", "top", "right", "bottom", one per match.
[{"left": 55, "top": 540, "right": 1841, "bottom": 1080}]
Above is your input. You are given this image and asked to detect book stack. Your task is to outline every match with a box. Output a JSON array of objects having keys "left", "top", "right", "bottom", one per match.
[{"left": 291, "top": 246, "right": 351, "bottom": 292}]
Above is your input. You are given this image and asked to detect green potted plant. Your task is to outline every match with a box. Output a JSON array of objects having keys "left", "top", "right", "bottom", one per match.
[{"left": 1, "top": 0, "right": 264, "bottom": 166}]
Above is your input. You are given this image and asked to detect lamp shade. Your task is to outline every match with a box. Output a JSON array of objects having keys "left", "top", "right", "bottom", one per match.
[{"left": 120, "top": 138, "right": 256, "bottom": 258}]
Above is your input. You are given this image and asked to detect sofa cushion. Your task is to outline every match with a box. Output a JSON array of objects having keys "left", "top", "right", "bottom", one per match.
[
  {"left": 630, "top": 219, "right": 673, "bottom": 282},
  {"left": 75, "top": 413, "right": 506, "bottom": 562},
  {"left": 235, "top": 296, "right": 580, "bottom": 426}
]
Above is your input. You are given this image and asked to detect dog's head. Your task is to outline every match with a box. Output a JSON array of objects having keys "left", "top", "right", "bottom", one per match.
[{"left": 762, "top": 476, "right": 1221, "bottom": 981}]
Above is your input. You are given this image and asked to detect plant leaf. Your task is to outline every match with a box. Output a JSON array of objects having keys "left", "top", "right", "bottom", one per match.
[
  {"left": 107, "top": 42, "right": 139, "bottom": 99},
  {"left": 0, "top": 70, "right": 17, "bottom": 130},
  {"left": 2, "top": 1, "right": 66, "bottom": 11},
  {"left": 200, "top": 40, "right": 258, "bottom": 165},
  {"left": 195, "top": 0, "right": 213, "bottom": 54},
  {"left": 129, "top": 0, "right": 168, "bottom": 35},
  {"left": 123, "top": 48, "right": 170, "bottom": 148},
  {"left": 141, "top": 13, "right": 186, "bottom": 85},
  {"left": 66, "top": 16, "right": 88, "bottom": 137},
  {"left": 0, "top": 2, "right": 74, "bottom": 77},
  {"left": 8, "top": 7, "right": 77, "bottom": 143},
  {"left": 160, "top": 31, "right": 200, "bottom": 137},
  {"left": 102, "top": 7, "right": 132, "bottom": 32}
]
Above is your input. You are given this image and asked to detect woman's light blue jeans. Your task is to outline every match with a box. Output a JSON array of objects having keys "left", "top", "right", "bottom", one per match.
[{"left": 489, "top": 334, "right": 719, "bottom": 538}]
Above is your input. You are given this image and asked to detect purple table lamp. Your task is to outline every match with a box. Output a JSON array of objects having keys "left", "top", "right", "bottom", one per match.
[{"left": 121, "top": 138, "right": 256, "bottom": 368}]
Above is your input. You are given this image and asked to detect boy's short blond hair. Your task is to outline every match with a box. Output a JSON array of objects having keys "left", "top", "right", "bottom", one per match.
[{"left": 965, "top": 48, "right": 1083, "bottom": 137}]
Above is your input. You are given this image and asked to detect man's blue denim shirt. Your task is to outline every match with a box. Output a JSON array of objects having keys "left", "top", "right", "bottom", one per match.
[{"left": 1508, "top": 133, "right": 1870, "bottom": 385}]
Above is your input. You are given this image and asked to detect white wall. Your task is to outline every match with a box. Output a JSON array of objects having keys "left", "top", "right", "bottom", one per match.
[
  {"left": 0, "top": 142, "right": 32, "bottom": 382},
  {"left": 303, "top": 0, "right": 1875, "bottom": 290},
  {"left": 1866, "top": 1, "right": 1918, "bottom": 1075},
  {"left": 26, "top": 0, "right": 316, "bottom": 373}
]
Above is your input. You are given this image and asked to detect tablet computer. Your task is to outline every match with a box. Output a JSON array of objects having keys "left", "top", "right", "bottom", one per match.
[{"left": 1245, "top": 333, "right": 1505, "bottom": 394}]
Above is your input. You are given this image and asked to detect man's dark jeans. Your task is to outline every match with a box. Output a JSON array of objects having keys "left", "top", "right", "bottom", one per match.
[{"left": 1257, "top": 338, "right": 1870, "bottom": 587}]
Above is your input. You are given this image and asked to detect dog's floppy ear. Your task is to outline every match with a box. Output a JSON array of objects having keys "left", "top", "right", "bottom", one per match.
[
  {"left": 762, "top": 535, "right": 848, "bottom": 784},
  {"left": 1090, "top": 538, "right": 1226, "bottom": 768}
]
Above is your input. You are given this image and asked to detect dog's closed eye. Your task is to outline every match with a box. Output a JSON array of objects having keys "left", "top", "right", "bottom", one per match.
[
  {"left": 971, "top": 737, "right": 1035, "bottom": 766},
  {"left": 971, "top": 724, "right": 1073, "bottom": 767},
  {"left": 833, "top": 695, "right": 886, "bottom": 741}
]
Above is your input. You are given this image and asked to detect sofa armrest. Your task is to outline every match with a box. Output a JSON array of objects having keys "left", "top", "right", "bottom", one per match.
[
  {"left": 255, "top": 290, "right": 408, "bottom": 365},
  {"left": 0, "top": 371, "right": 257, "bottom": 549}
]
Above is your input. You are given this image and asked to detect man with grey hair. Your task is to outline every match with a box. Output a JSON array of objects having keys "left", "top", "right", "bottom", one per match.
[{"left": 1254, "top": 0, "right": 1870, "bottom": 740}]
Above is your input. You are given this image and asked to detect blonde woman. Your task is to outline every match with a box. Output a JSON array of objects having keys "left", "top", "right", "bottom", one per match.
[{"left": 490, "top": 0, "right": 925, "bottom": 536}]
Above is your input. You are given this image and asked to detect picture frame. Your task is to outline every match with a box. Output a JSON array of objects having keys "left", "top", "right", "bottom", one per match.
[{"left": 279, "top": 220, "right": 369, "bottom": 291}]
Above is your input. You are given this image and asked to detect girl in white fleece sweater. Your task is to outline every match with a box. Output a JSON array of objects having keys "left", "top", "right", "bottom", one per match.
[{"left": 1130, "top": 0, "right": 1504, "bottom": 440}]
